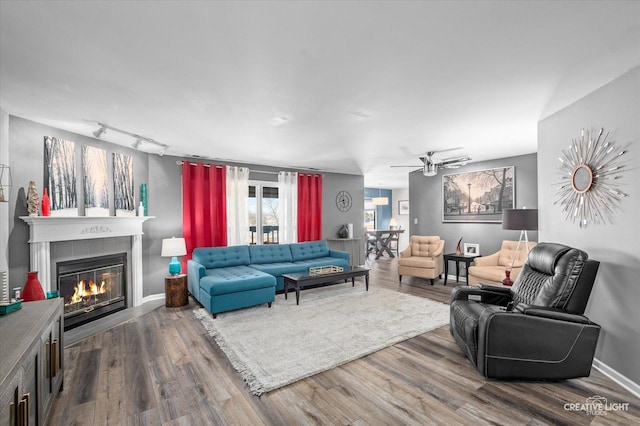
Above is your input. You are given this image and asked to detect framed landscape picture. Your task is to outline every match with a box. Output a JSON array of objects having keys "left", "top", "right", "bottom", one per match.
[
  {"left": 44, "top": 136, "right": 78, "bottom": 216},
  {"left": 82, "top": 146, "right": 109, "bottom": 216},
  {"left": 113, "top": 153, "right": 135, "bottom": 216},
  {"left": 442, "top": 166, "right": 514, "bottom": 223}
]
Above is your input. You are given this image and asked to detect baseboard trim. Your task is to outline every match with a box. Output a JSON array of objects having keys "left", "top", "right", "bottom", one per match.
[
  {"left": 593, "top": 358, "right": 640, "bottom": 399},
  {"left": 141, "top": 292, "right": 165, "bottom": 305}
]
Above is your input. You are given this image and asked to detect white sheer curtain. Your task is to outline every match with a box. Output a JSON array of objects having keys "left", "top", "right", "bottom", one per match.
[
  {"left": 226, "top": 166, "right": 250, "bottom": 246},
  {"left": 278, "top": 171, "right": 298, "bottom": 243}
]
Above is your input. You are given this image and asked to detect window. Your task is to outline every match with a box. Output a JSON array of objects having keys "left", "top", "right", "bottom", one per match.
[
  {"left": 249, "top": 182, "right": 279, "bottom": 244},
  {"left": 364, "top": 199, "right": 376, "bottom": 230}
]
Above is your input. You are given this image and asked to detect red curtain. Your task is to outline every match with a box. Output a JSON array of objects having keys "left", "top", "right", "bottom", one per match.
[
  {"left": 297, "top": 173, "right": 322, "bottom": 242},
  {"left": 182, "top": 162, "right": 227, "bottom": 265}
]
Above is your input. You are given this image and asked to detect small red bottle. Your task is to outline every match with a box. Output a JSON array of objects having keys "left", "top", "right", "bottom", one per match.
[{"left": 42, "top": 188, "right": 51, "bottom": 216}]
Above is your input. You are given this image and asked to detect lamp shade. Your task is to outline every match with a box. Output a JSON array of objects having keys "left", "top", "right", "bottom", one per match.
[
  {"left": 161, "top": 237, "right": 187, "bottom": 257},
  {"left": 502, "top": 209, "right": 538, "bottom": 231},
  {"left": 372, "top": 197, "right": 388, "bottom": 206}
]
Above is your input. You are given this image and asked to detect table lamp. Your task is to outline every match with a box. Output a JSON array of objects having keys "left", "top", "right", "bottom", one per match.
[
  {"left": 501, "top": 208, "right": 538, "bottom": 285},
  {"left": 161, "top": 237, "right": 187, "bottom": 275}
]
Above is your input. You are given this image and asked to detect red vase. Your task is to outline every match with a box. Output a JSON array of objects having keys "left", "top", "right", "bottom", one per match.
[
  {"left": 42, "top": 188, "right": 51, "bottom": 216},
  {"left": 22, "top": 271, "right": 46, "bottom": 301},
  {"left": 502, "top": 269, "right": 513, "bottom": 286}
]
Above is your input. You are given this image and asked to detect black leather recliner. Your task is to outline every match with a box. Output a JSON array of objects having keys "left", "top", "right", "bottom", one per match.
[{"left": 450, "top": 242, "right": 601, "bottom": 380}]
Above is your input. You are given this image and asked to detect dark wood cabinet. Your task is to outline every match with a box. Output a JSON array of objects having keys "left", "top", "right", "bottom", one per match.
[{"left": 0, "top": 299, "right": 64, "bottom": 426}]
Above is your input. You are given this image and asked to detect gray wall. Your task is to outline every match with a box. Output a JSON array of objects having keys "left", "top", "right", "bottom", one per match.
[
  {"left": 5, "top": 116, "right": 365, "bottom": 298},
  {"left": 538, "top": 67, "right": 640, "bottom": 386},
  {"left": 408, "top": 153, "right": 538, "bottom": 257}
]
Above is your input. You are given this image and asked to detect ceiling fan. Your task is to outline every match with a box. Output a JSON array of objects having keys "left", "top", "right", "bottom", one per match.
[{"left": 391, "top": 148, "right": 471, "bottom": 177}]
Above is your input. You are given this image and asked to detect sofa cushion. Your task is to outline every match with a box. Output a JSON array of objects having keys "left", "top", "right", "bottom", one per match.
[
  {"left": 200, "top": 266, "right": 275, "bottom": 296},
  {"left": 249, "top": 244, "right": 293, "bottom": 264},
  {"left": 249, "top": 261, "right": 307, "bottom": 277},
  {"left": 398, "top": 256, "right": 437, "bottom": 269},
  {"left": 469, "top": 265, "right": 509, "bottom": 283},
  {"left": 293, "top": 256, "right": 350, "bottom": 271},
  {"left": 290, "top": 240, "right": 330, "bottom": 261},
  {"left": 192, "top": 246, "right": 250, "bottom": 269}
]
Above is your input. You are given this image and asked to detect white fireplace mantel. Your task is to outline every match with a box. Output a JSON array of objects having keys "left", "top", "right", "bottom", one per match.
[{"left": 20, "top": 216, "right": 153, "bottom": 307}]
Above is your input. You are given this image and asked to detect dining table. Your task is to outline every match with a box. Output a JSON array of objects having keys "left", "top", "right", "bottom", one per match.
[{"left": 366, "top": 229, "right": 405, "bottom": 260}]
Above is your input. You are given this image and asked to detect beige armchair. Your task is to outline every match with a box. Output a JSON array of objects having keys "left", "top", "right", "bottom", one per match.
[
  {"left": 468, "top": 240, "right": 537, "bottom": 286},
  {"left": 398, "top": 236, "right": 444, "bottom": 285}
]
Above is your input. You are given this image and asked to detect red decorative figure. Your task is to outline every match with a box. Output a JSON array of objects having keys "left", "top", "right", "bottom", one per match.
[
  {"left": 455, "top": 238, "right": 463, "bottom": 255},
  {"left": 42, "top": 188, "right": 51, "bottom": 216},
  {"left": 22, "top": 271, "right": 46, "bottom": 301}
]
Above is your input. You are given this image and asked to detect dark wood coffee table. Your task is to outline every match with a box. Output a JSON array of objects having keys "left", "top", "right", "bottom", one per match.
[{"left": 283, "top": 267, "right": 369, "bottom": 305}]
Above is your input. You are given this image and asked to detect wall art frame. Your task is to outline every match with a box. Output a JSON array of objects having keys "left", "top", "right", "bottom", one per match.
[
  {"left": 113, "top": 152, "right": 135, "bottom": 217},
  {"left": 442, "top": 166, "right": 514, "bottom": 223},
  {"left": 44, "top": 136, "right": 78, "bottom": 216},
  {"left": 555, "top": 127, "right": 628, "bottom": 227},
  {"left": 398, "top": 200, "right": 409, "bottom": 215},
  {"left": 82, "top": 145, "right": 109, "bottom": 216}
]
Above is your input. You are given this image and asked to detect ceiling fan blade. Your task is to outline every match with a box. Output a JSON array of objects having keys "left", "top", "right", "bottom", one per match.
[
  {"left": 390, "top": 165, "right": 423, "bottom": 168},
  {"left": 438, "top": 156, "right": 471, "bottom": 166}
]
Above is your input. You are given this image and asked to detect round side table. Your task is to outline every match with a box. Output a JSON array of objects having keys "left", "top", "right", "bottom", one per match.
[{"left": 165, "top": 274, "right": 188, "bottom": 307}]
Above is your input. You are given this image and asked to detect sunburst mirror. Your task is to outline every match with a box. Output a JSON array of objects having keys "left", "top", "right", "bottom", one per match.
[{"left": 555, "top": 128, "right": 628, "bottom": 228}]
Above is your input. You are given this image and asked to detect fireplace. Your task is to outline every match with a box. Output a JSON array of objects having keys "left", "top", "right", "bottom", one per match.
[{"left": 57, "top": 253, "right": 127, "bottom": 330}]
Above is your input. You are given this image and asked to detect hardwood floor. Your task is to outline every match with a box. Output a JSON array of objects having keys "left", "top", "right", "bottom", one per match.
[{"left": 48, "top": 256, "right": 640, "bottom": 425}]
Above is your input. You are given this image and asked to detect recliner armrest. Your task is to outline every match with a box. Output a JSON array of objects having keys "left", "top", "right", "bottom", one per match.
[
  {"left": 515, "top": 304, "right": 592, "bottom": 324},
  {"left": 450, "top": 286, "right": 484, "bottom": 302},
  {"left": 450, "top": 285, "right": 512, "bottom": 306},
  {"left": 477, "top": 283, "right": 511, "bottom": 293}
]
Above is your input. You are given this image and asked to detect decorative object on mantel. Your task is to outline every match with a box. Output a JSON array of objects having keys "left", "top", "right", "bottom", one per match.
[
  {"left": 42, "top": 188, "right": 51, "bottom": 216},
  {"left": 140, "top": 183, "right": 148, "bottom": 215},
  {"left": 555, "top": 127, "right": 628, "bottom": 228},
  {"left": 501, "top": 208, "right": 538, "bottom": 286},
  {"left": 27, "top": 180, "right": 39, "bottom": 216},
  {"left": 455, "top": 237, "right": 463, "bottom": 255},
  {"left": 22, "top": 271, "right": 45, "bottom": 302},
  {"left": 0, "top": 164, "right": 11, "bottom": 202},
  {"left": 161, "top": 237, "right": 187, "bottom": 275},
  {"left": 338, "top": 224, "right": 349, "bottom": 238}
]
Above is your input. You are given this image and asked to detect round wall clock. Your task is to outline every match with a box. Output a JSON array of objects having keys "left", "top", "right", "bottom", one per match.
[
  {"left": 336, "top": 191, "right": 352, "bottom": 212},
  {"left": 555, "top": 127, "right": 628, "bottom": 227}
]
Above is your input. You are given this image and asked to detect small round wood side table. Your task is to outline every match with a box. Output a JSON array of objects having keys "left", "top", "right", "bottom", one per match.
[{"left": 165, "top": 274, "right": 188, "bottom": 307}]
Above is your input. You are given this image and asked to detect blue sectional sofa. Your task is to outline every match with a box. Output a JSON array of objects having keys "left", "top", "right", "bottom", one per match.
[{"left": 187, "top": 240, "right": 350, "bottom": 317}]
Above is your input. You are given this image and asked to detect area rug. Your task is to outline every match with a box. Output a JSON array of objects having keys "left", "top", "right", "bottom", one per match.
[{"left": 194, "top": 284, "right": 450, "bottom": 396}]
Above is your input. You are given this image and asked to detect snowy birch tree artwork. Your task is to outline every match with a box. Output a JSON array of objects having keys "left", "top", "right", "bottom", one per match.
[
  {"left": 82, "top": 146, "right": 109, "bottom": 216},
  {"left": 44, "top": 136, "right": 78, "bottom": 216},
  {"left": 113, "top": 153, "right": 135, "bottom": 216}
]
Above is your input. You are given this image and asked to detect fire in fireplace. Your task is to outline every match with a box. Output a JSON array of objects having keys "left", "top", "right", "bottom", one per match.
[{"left": 57, "top": 253, "right": 127, "bottom": 330}]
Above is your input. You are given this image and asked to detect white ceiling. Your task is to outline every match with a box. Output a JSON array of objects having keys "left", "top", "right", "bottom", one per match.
[{"left": 1, "top": 1, "right": 639, "bottom": 188}]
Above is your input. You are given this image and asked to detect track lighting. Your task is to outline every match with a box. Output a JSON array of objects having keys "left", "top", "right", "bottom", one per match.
[
  {"left": 93, "top": 126, "right": 106, "bottom": 138},
  {"left": 91, "top": 122, "right": 169, "bottom": 155}
]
